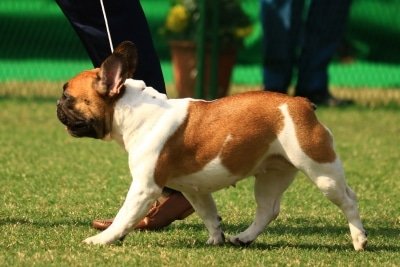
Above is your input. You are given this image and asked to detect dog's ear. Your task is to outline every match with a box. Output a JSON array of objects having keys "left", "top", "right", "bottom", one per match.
[
  {"left": 113, "top": 41, "right": 138, "bottom": 78},
  {"left": 96, "top": 41, "right": 138, "bottom": 98}
]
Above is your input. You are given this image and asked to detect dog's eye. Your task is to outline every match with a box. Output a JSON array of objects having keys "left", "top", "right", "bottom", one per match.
[{"left": 62, "top": 93, "right": 75, "bottom": 106}]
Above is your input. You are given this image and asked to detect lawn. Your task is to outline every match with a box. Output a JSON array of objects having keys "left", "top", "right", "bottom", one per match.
[{"left": 0, "top": 95, "right": 399, "bottom": 266}]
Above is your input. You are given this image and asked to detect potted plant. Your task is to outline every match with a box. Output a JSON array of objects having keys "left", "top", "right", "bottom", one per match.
[{"left": 162, "top": 0, "right": 253, "bottom": 98}]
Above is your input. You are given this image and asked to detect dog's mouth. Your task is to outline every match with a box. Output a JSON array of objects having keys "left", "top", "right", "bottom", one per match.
[
  {"left": 56, "top": 102, "right": 98, "bottom": 138},
  {"left": 67, "top": 120, "right": 97, "bottom": 138}
]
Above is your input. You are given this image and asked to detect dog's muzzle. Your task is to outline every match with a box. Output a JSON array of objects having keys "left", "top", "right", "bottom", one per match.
[{"left": 56, "top": 100, "right": 98, "bottom": 138}]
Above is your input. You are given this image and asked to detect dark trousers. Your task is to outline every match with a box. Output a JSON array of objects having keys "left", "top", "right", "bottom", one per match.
[
  {"left": 56, "top": 0, "right": 178, "bottom": 195},
  {"left": 55, "top": 0, "right": 166, "bottom": 94},
  {"left": 261, "top": 0, "right": 351, "bottom": 97}
]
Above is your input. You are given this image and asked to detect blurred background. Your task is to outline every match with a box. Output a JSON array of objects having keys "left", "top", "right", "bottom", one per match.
[{"left": 0, "top": 0, "right": 399, "bottom": 105}]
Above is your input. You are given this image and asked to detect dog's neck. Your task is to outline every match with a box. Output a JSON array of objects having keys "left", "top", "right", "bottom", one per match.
[
  {"left": 109, "top": 78, "right": 189, "bottom": 151},
  {"left": 120, "top": 79, "right": 169, "bottom": 104}
]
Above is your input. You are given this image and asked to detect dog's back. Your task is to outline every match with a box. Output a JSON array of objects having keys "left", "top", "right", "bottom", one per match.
[{"left": 155, "top": 91, "right": 334, "bottom": 189}]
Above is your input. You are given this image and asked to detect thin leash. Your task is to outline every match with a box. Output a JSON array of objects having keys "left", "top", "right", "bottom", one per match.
[{"left": 100, "top": 0, "right": 114, "bottom": 53}]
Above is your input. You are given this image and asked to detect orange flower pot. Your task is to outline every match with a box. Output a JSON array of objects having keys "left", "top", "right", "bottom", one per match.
[{"left": 169, "top": 41, "right": 237, "bottom": 99}]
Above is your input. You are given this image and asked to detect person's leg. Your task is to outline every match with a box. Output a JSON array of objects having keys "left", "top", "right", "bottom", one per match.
[
  {"left": 56, "top": 0, "right": 193, "bottom": 231},
  {"left": 55, "top": 0, "right": 165, "bottom": 93},
  {"left": 260, "top": 0, "right": 304, "bottom": 93},
  {"left": 295, "top": 0, "right": 351, "bottom": 102}
]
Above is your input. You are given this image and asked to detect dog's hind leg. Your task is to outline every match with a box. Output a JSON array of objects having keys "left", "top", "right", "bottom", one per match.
[
  {"left": 302, "top": 159, "right": 368, "bottom": 251},
  {"left": 229, "top": 162, "right": 297, "bottom": 246},
  {"left": 182, "top": 192, "right": 225, "bottom": 245}
]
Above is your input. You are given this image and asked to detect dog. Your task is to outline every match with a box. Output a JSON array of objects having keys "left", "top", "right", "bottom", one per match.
[{"left": 56, "top": 41, "right": 367, "bottom": 250}]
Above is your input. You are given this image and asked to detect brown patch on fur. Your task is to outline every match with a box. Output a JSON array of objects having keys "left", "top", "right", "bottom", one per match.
[
  {"left": 154, "top": 91, "right": 287, "bottom": 187},
  {"left": 288, "top": 97, "right": 336, "bottom": 163}
]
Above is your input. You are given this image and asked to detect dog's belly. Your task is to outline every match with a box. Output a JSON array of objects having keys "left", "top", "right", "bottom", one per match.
[{"left": 166, "top": 157, "right": 245, "bottom": 193}]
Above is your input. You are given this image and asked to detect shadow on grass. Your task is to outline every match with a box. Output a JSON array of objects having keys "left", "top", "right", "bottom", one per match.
[
  {"left": 169, "top": 221, "right": 400, "bottom": 252},
  {"left": 2, "top": 217, "right": 398, "bottom": 252}
]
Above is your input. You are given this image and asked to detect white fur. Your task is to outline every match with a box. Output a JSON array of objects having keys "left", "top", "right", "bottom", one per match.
[
  {"left": 167, "top": 156, "right": 243, "bottom": 193},
  {"left": 85, "top": 79, "right": 190, "bottom": 244},
  {"left": 84, "top": 80, "right": 367, "bottom": 251}
]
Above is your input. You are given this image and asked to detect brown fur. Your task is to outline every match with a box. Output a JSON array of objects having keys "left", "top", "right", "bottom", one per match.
[
  {"left": 64, "top": 69, "right": 118, "bottom": 138},
  {"left": 287, "top": 98, "right": 336, "bottom": 163},
  {"left": 66, "top": 69, "right": 104, "bottom": 116}
]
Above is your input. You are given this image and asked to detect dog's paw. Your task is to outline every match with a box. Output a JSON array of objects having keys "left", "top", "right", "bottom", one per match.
[
  {"left": 229, "top": 235, "right": 253, "bottom": 247},
  {"left": 353, "top": 232, "right": 368, "bottom": 251},
  {"left": 206, "top": 232, "right": 225, "bottom": 245},
  {"left": 83, "top": 234, "right": 112, "bottom": 245}
]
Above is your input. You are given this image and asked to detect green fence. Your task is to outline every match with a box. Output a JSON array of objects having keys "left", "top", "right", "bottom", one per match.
[{"left": 0, "top": 0, "right": 400, "bottom": 88}]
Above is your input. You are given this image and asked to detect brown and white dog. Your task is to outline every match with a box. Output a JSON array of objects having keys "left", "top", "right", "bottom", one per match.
[{"left": 56, "top": 41, "right": 367, "bottom": 250}]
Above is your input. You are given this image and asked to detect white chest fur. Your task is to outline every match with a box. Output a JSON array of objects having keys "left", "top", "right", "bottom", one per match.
[{"left": 166, "top": 156, "right": 243, "bottom": 193}]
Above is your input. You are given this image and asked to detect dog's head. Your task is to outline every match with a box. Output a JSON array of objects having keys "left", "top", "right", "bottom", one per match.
[{"left": 56, "top": 41, "right": 137, "bottom": 139}]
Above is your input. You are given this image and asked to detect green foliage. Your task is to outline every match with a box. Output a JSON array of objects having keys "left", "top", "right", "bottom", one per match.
[
  {"left": 162, "top": 0, "right": 253, "bottom": 46},
  {"left": 0, "top": 98, "right": 399, "bottom": 266}
]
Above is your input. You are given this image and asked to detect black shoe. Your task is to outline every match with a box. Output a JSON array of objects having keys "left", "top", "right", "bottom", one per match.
[
  {"left": 317, "top": 96, "right": 354, "bottom": 107},
  {"left": 307, "top": 94, "right": 354, "bottom": 107},
  {"left": 263, "top": 87, "right": 288, "bottom": 94}
]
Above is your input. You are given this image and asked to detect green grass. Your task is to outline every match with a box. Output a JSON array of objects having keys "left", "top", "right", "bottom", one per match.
[{"left": 0, "top": 96, "right": 399, "bottom": 266}]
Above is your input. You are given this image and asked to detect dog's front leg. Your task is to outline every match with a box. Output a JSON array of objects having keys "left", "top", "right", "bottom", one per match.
[
  {"left": 83, "top": 177, "right": 162, "bottom": 245},
  {"left": 182, "top": 192, "right": 224, "bottom": 245}
]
